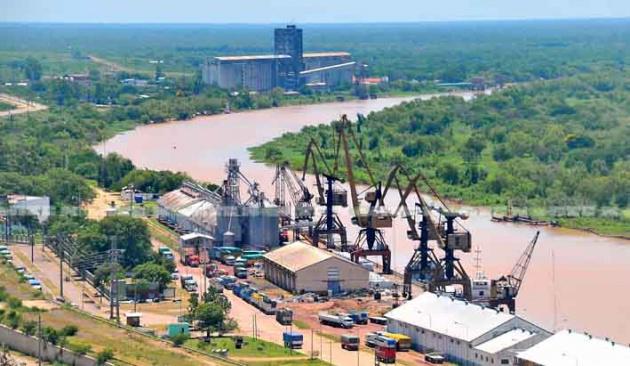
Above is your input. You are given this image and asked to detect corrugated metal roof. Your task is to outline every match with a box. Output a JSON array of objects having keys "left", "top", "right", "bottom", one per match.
[
  {"left": 179, "top": 200, "right": 217, "bottom": 228},
  {"left": 385, "top": 292, "right": 515, "bottom": 342},
  {"left": 158, "top": 189, "right": 199, "bottom": 211},
  {"left": 264, "top": 241, "right": 362, "bottom": 272},
  {"left": 303, "top": 52, "right": 351, "bottom": 58},
  {"left": 517, "top": 330, "right": 630, "bottom": 366},
  {"left": 300, "top": 61, "right": 356, "bottom": 75},
  {"left": 475, "top": 329, "right": 536, "bottom": 354},
  {"left": 214, "top": 54, "right": 292, "bottom": 61},
  {"left": 180, "top": 233, "right": 215, "bottom": 241}
]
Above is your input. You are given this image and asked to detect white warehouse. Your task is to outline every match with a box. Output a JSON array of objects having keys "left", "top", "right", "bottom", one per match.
[{"left": 385, "top": 292, "right": 551, "bottom": 366}]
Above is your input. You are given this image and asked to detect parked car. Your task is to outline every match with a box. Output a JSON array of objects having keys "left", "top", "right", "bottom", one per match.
[
  {"left": 425, "top": 353, "right": 445, "bottom": 364},
  {"left": 28, "top": 279, "right": 42, "bottom": 290},
  {"left": 14, "top": 266, "right": 26, "bottom": 274}
]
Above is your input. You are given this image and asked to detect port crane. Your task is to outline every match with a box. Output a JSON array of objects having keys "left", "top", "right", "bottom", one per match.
[
  {"left": 334, "top": 114, "right": 394, "bottom": 274},
  {"left": 488, "top": 231, "right": 541, "bottom": 313},
  {"left": 301, "top": 138, "right": 349, "bottom": 250},
  {"left": 272, "top": 161, "right": 315, "bottom": 227}
]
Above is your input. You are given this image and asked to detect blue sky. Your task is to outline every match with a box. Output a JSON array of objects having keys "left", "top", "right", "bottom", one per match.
[{"left": 2, "top": 0, "right": 630, "bottom": 23}]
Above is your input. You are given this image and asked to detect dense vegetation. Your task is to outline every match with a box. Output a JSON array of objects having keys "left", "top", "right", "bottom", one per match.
[
  {"left": 251, "top": 70, "right": 630, "bottom": 235},
  {"left": 2, "top": 20, "right": 630, "bottom": 85}
]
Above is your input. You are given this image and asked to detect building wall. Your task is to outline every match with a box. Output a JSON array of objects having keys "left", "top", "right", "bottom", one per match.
[
  {"left": 203, "top": 59, "right": 282, "bottom": 91},
  {"left": 387, "top": 317, "right": 550, "bottom": 366},
  {"left": 295, "top": 257, "right": 369, "bottom": 293},
  {"left": 303, "top": 55, "right": 351, "bottom": 70},
  {"left": 263, "top": 256, "right": 369, "bottom": 294}
]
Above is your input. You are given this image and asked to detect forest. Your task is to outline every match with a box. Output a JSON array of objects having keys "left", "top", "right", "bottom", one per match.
[
  {"left": 251, "top": 69, "right": 630, "bottom": 236},
  {"left": 2, "top": 19, "right": 630, "bottom": 84}
]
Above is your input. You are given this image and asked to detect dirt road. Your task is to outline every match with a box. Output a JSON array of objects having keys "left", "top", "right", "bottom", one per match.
[
  {"left": 0, "top": 93, "right": 47, "bottom": 117},
  {"left": 83, "top": 186, "right": 121, "bottom": 220}
]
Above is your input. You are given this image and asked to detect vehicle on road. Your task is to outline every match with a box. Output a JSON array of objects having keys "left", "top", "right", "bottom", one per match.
[
  {"left": 223, "top": 255, "right": 236, "bottom": 266},
  {"left": 234, "top": 266, "right": 247, "bottom": 279},
  {"left": 369, "top": 316, "right": 387, "bottom": 325},
  {"left": 374, "top": 335, "right": 396, "bottom": 364},
  {"left": 276, "top": 308, "right": 293, "bottom": 325},
  {"left": 283, "top": 331, "right": 303, "bottom": 349},
  {"left": 365, "top": 332, "right": 379, "bottom": 348},
  {"left": 318, "top": 312, "right": 354, "bottom": 328},
  {"left": 341, "top": 334, "right": 360, "bottom": 351},
  {"left": 348, "top": 311, "right": 369, "bottom": 325},
  {"left": 425, "top": 353, "right": 445, "bottom": 364},
  {"left": 380, "top": 332, "right": 411, "bottom": 351},
  {"left": 27, "top": 279, "right": 42, "bottom": 290}
]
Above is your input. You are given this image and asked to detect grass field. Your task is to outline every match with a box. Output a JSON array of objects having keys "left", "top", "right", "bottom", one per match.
[
  {"left": 188, "top": 336, "right": 304, "bottom": 358},
  {"left": 248, "top": 360, "right": 331, "bottom": 366}
]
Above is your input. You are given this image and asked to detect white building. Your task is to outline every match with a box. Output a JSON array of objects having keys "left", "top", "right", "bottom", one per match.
[
  {"left": 517, "top": 329, "right": 630, "bottom": 366},
  {"left": 6, "top": 195, "right": 50, "bottom": 223},
  {"left": 385, "top": 292, "right": 551, "bottom": 365},
  {"left": 263, "top": 241, "right": 369, "bottom": 294}
]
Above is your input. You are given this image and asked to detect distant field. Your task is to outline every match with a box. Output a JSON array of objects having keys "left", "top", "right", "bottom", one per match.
[{"left": 2, "top": 20, "right": 630, "bottom": 82}]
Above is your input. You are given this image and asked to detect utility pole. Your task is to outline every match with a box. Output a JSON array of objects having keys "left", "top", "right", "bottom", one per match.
[
  {"left": 59, "top": 244, "right": 64, "bottom": 299},
  {"left": 110, "top": 236, "right": 120, "bottom": 323},
  {"left": 30, "top": 232, "right": 35, "bottom": 263},
  {"left": 37, "top": 313, "right": 42, "bottom": 366},
  {"left": 310, "top": 328, "right": 314, "bottom": 360}
]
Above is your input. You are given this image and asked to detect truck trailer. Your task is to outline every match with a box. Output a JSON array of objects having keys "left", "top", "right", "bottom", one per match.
[{"left": 318, "top": 312, "right": 354, "bottom": 329}]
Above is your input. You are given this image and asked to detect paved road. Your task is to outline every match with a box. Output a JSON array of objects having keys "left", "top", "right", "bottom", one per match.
[{"left": 0, "top": 93, "right": 47, "bottom": 117}]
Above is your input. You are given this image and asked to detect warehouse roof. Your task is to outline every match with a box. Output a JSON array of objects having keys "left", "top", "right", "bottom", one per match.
[
  {"left": 517, "top": 330, "right": 630, "bottom": 366},
  {"left": 475, "top": 329, "right": 536, "bottom": 354},
  {"left": 264, "top": 241, "right": 357, "bottom": 272},
  {"left": 214, "top": 54, "right": 291, "bottom": 61},
  {"left": 300, "top": 61, "right": 356, "bottom": 75},
  {"left": 180, "top": 233, "right": 215, "bottom": 242},
  {"left": 303, "top": 52, "right": 351, "bottom": 58},
  {"left": 385, "top": 292, "right": 515, "bottom": 342}
]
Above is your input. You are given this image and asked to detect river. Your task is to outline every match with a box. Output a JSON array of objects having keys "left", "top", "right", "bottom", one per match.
[{"left": 96, "top": 94, "right": 630, "bottom": 344}]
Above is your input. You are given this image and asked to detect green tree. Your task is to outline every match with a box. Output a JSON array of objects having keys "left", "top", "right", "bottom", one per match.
[
  {"left": 132, "top": 262, "right": 171, "bottom": 291},
  {"left": 24, "top": 57, "right": 42, "bottom": 81},
  {"left": 98, "top": 216, "right": 152, "bottom": 268},
  {"left": 195, "top": 303, "right": 226, "bottom": 338}
]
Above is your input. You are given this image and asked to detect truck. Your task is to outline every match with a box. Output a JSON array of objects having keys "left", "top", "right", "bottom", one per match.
[
  {"left": 232, "top": 282, "right": 248, "bottom": 297},
  {"left": 181, "top": 247, "right": 200, "bottom": 267},
  {"left": 179, "top": 275, "right": 198, "bottom": 292},
  {"left": 364, "top": 332, "right": 379, "bottom": 348},
  {"left": 341, "top": 334, "right": 360, "bottom": 351},
  {"left": 180, "top": 275, "right": 194, "bottom": 288},
  {"left": 212, "top": 247, "right": 242, "bottom": 261},
  {"left": 374, "top": 335, "right": 397, "bottom": 364},
  {"left": 158, "top": 246, "right": 174, "bottom": 260},
  {"left": 318, "top": 312, "right": 354, "bottom": 329},
  {"left": 234, "top": 266, "right": 248, "bottom": 279},
  {"left": 205, "top": 263, "right": 218, "bottom": 278},
  {"left": 276, "top": 308, "right": 293, "bottom": 325},
  {"left": 282, "top": 331, "right": 303, "bottom": 349},
  {"left": 380, "top": 332, "right": 411, "bottom": 351},
  {"left": 348, "top": 311, "right": 369, "bottom": 325}
]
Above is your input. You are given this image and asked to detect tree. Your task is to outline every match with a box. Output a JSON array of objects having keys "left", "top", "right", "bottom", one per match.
[
  {"left": 24, "top": 57, "right": 42, "bottom": 81},
  {"left": 132, "top": 262, "right": 171, "bottom": 291},
  {"left": 96, "top": 348, "right": 114, "bottom": 365},
  {"left": 98, "top": 216, "right": 152, "bottom": 268},
  {"left": 195, "top": 303, "right": 226, "bottom": 338}
]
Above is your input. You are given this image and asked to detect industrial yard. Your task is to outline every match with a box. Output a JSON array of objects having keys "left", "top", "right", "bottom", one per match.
[{"left": 2, "top": 2, "right": 630, "bottom": 365}]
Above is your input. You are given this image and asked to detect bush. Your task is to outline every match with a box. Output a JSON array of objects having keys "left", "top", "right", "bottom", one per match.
[
  {"left": 42, "top": 326, "right": 59, "bottom": 345},
  {"left": 21, "top": 320, "right": 37, "bottom": 336},
  {"left": 96, "top": 348, "right": 114, "bottom": 365},
  {"left": 68, "top": 341, "right": 92, "bottom": 355},
  {"left": 60, "top": 324, "right": 79, "bottom": 337},
  {"left": 7, "top": 297, "right": 22, "bottom": 309},
  {"left": 170, "top": 333, "right": 189, "bottom": 347}
]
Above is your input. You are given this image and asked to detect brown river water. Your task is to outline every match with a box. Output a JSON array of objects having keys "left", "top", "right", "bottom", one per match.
[{"left": 96, "top": 95, "right": 630, "bottom": 344}]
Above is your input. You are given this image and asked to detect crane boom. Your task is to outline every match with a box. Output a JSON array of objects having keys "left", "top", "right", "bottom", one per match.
[{"left": 509, "top": 230, "right": 540, "bottom": 293}]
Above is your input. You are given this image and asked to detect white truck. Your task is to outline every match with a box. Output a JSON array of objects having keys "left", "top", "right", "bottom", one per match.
[{"left": 318, "top": 312, "right": 354, "bottom": 328}]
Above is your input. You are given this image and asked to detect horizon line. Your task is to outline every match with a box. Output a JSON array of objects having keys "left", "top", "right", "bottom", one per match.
[{"left": 1, "top": 16, "right": 630, "bottom": 26}]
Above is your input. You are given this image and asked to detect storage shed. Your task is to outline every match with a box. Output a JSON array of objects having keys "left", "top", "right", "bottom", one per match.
[
  {"left": 263, "top": 241, "right": 369, "bottom": 294},
  {"left": 517, "top": 329, "right": 630, "bottom": 366}
]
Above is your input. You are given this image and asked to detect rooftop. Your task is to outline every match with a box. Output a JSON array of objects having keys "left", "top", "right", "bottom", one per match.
[
  {"left": 517, "top": 330, "right": 630, "bottom": 366},
  {"left": 214, "top": 54, "right": 292, "bottom": 62},
  {"left": 385, "top": 292, "right": 515, "bottom": 342},
  {"left": 264, "top": 240, "right": 359, "bottom": 272},
  {"left": 180, "top": 233, "right": 215, "bottom": 242},
  {"left": 300, "top": 61, "right": 357, "bottom": 75},
  {"left": 475, "top": 329, "right": 536, "bottom": 354},
  {"left": 303, "top": 52, "right": 351, "bottom": 58}
]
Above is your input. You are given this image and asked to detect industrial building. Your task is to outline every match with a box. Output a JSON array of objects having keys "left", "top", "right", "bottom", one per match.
[
  {"left": 1, "top": 194, "right": 50, "bottom": 223},
  {"left": 516, "top": 329, "right": 630, "bottom": 366},
  {"left": 158, "top": 160, "right": 280, "bottom": 249},
  {"left": 263, "top": 241, "right": 369, "bottom": 294},
  {"left": 385, "top": 292, "right": 551, "bottom": 366},
  {"left": 201, "top": 25, "right": 355, "bottom": 91}
]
